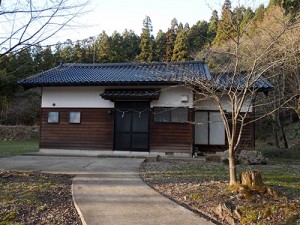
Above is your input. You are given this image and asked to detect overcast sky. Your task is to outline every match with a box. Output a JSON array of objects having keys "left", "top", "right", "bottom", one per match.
[{"left": 53, "top": 0, "right": 267, "bottom": 42}]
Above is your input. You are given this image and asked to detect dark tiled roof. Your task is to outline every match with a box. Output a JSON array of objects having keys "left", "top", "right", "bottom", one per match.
[
  {"left": 18, "top": 61, "right": 211, "bottom": 88},
  {"left": 100, "top": 89, "right": 160, "bottom": 101},
  {"left": 213, "top": 72, "right": 274, "bottom": 91},
  {"left": 18, "top": 61, "right": 273, "bottom": 92}
]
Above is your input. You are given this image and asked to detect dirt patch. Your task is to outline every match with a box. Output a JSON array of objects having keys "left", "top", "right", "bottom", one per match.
[
  {"left": 0, "top": 125, "right": 39, "bottom": 140},
  {"left": 0, "top": 171, "right": 82, "bottom": 225}
]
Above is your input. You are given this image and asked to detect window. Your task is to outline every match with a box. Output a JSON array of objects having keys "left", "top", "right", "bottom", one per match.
[
  {"left": 153, "top": 107, "right": 188, "bottom": 123},
  {"left": 195, "top": 111, "right": 225, "bottom": 145},
  {"left": 69, "top": 112, "right": 81, "bottom": 124},
  {"left": 48, "top": 112, "right": 59, "bottom": 123}
]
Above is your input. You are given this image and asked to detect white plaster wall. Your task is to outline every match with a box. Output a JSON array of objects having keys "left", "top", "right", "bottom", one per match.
[
  {"left": 42, "top": 86, "right": 114, "bottom": 108},
  {"left": 151, "top": 85, "right": 194, "bottom": 108},
  {"left": 42, "top": 85, "right": 194, "bottom": 108},
  {"left": 194, "top": 94, "right": 252, "bottom": 112}
]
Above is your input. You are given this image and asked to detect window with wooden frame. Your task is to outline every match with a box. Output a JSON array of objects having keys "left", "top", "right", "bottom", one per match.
[
  {"left": 194, "top": 111, "right": 225, "bottom": 145},
  {"left": 69, "top": 112, "right": 81, "bottom": 124},
  {"left": 48, "top": 112, "right": 59, "bottom": 124},
  {"left": 153, "top": 107, "right": 188, "bottom": 123}
]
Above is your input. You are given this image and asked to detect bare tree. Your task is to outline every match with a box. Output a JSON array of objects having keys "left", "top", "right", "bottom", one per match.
[
  {"left": 0, "top": 0, "right": 90, "bottom": 58},
  {"left": 183, "top": 3, "right": 299, "bottom": 185}
]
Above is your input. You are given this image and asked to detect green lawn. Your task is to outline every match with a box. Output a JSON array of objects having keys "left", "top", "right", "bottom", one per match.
[{"left": 0, "top": 140, "right": 39, "bottom": 156}]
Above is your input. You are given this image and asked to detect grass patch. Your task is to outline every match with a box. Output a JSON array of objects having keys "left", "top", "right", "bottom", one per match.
[{"left": 0, "top": 140, "right": 38, "bottom": 156}]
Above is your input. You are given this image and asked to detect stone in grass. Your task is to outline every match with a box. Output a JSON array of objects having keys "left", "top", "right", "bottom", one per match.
[
  {"left": 217, "top": 150, "right": 268, "bottom": 165},
  {"left": 237, "top": 150, "right": 268, "bottom": 165}
]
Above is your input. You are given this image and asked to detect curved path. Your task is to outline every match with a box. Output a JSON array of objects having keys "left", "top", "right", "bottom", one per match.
[{"left": 0, "top": 155, "right": 215, "bottom": 225}]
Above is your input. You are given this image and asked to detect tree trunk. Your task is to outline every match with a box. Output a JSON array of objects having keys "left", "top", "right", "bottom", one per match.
[
  {"left": 228, "top": 145, "right": 237, "bottom": 185},
  {"left": 278, "top": 118, "right": 289, "bottom": 149},
  {"left": 271, "top": 114, "right": 280, "bottom": 148},
  {"left": 240, "top": 170, "right": 264, "bottom": 187}
]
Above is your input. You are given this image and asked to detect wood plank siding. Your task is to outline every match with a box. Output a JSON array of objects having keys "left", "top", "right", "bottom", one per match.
[
  {"left": 40, "top": 108, "right": 254, "bottom": 154},
  {"left": 40, "top": 108, "right": 114, "bottom": 150},
  {"left": 149, "top": 110, "right": 193, "bottom": 154}
]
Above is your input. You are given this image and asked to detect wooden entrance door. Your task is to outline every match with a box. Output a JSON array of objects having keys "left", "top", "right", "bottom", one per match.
[{"left": 114, "top": 102, "right": 150, "bottom": 151}]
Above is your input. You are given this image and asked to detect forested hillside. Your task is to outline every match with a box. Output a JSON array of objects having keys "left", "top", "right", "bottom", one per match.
[{"left": 0, "top": 0, "right": 299, "bottom": 148}]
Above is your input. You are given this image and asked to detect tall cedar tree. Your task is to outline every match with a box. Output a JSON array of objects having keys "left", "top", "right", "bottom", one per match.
[
  {"left": 154, "top": 30, "right": 167, "bottom": 61},
  {"left": 137, "top": 16, "right": 154, "bottom": 62},
  {"left": 172, "top": 28, "right": 190, "bottom": 62},
  {"left": 187, "top": 21, "right": 209, "bottom": 54},
  {"left": 122, "top": 30, "right": 140, "bottom": 62},
  {"left": 164, "top": 18, "right": 178, "bottom": 62},
  {"left": 96, "top": 31, "right": 112, "bottom": 63},
  {"left": 207, "top": 10, "right": 219, "bottom": 43}
]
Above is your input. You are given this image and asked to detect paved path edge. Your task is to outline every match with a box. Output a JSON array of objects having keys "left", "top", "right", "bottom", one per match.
[{"left": 72, "top": 178, "right": 88, "bottom": 225}]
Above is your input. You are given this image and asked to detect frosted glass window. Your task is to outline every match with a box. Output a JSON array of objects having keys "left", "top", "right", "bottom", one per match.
[
  {"left": 209, "top": 112, "right": 225, "bottom": 145},
  {"left": 195, "top": 111, "right": 209, "bottom": 144},
  {"left": 69, "top": 112, "right": 81, "bottom": 124},
  {"left": 48, "top": 112, "right": 59, "bottom": 123},
  {"left": 194, "top": 111, "right": 225, "bottom": 145}
]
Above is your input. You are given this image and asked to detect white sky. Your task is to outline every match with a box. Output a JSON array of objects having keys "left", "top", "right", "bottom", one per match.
[
  {"left": 55, "top": 0, "right": 221, "bottom": 41},
  {"left": 53, "top": 0, "right": 268, "bottom": 42}
]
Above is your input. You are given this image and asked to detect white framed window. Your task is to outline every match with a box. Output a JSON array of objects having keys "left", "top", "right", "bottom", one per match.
[
  {"left": 195, "top": 111, "right": 225, "bottom": 145},
  {"left": 48, "top": 112, "right": 59, "bottom": 124},
  {"left": 69, "top": 112, "right": 81, "bottom": 124}
]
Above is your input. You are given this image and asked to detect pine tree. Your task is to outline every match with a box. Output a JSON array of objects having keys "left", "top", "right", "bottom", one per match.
[{"left": 136, "top": 16, "right": 154, "bottom": 62}]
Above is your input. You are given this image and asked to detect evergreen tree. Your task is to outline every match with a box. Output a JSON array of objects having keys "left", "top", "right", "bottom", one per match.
[
  {"left": 240, "top": 7, "right": 254, "bottom": 32},
  {"left": 110, "top": 31, "right": 125, "bottom": 62},
  {"left": 122, "top": 30, "right": 140, "bottom": 61},
  {"left": 154, "top": 30, "right": 166, "bottom": 61},
  {"left": 15, "top": 48, "right": 34, "bottom": 79},
  {"left": 172, "top": 27, "right": 190, "bottom": 62},
  {"left": 187, "top": 20, "right": 209, "bottom": 53},
  {"left": 171, "top": 18, "right": 179, "bottom": 33},
  {"left": 60, "top": 39, "right": 74, "bottom": 62},
  {"left": 96, "top": 31, "right": 112, "bottom": 63},
  {"left": 213, "top": 0, "right": 235, "bottom": 45},
  {"left": 164, "top": 18, "right": 179, "bottom": 62},
  {"left": 31, "top": 45, "right": 43, "bottom": 73},
  {"left": 207, "top": 10, "right": 219, "bottom": 43},
  {"left": 73, "top": 41, "right": 83, "bottom": 63},
  {"left": 253, "top": 4, "right": 265, "bottom": 22},
  {"left": 41, "top": 46, "right": 54, "bottom": 70},
  {"left": 137, "top": 16, "right": 154, "bottom": 62}
]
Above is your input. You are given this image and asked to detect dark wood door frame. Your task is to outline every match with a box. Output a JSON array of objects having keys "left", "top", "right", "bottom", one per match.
[{"left": 114, "top": 101, "right": 150, "bottom": 152}]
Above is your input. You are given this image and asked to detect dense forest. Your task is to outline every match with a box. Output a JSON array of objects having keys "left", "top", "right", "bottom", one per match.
[{"left": 0, "top": 0, "right": 299, "bottom": 147}]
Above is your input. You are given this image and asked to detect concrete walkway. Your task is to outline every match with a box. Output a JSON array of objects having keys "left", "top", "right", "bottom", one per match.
[{"left": 0, "top": 155, "right": 215, "bottom": 225}]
